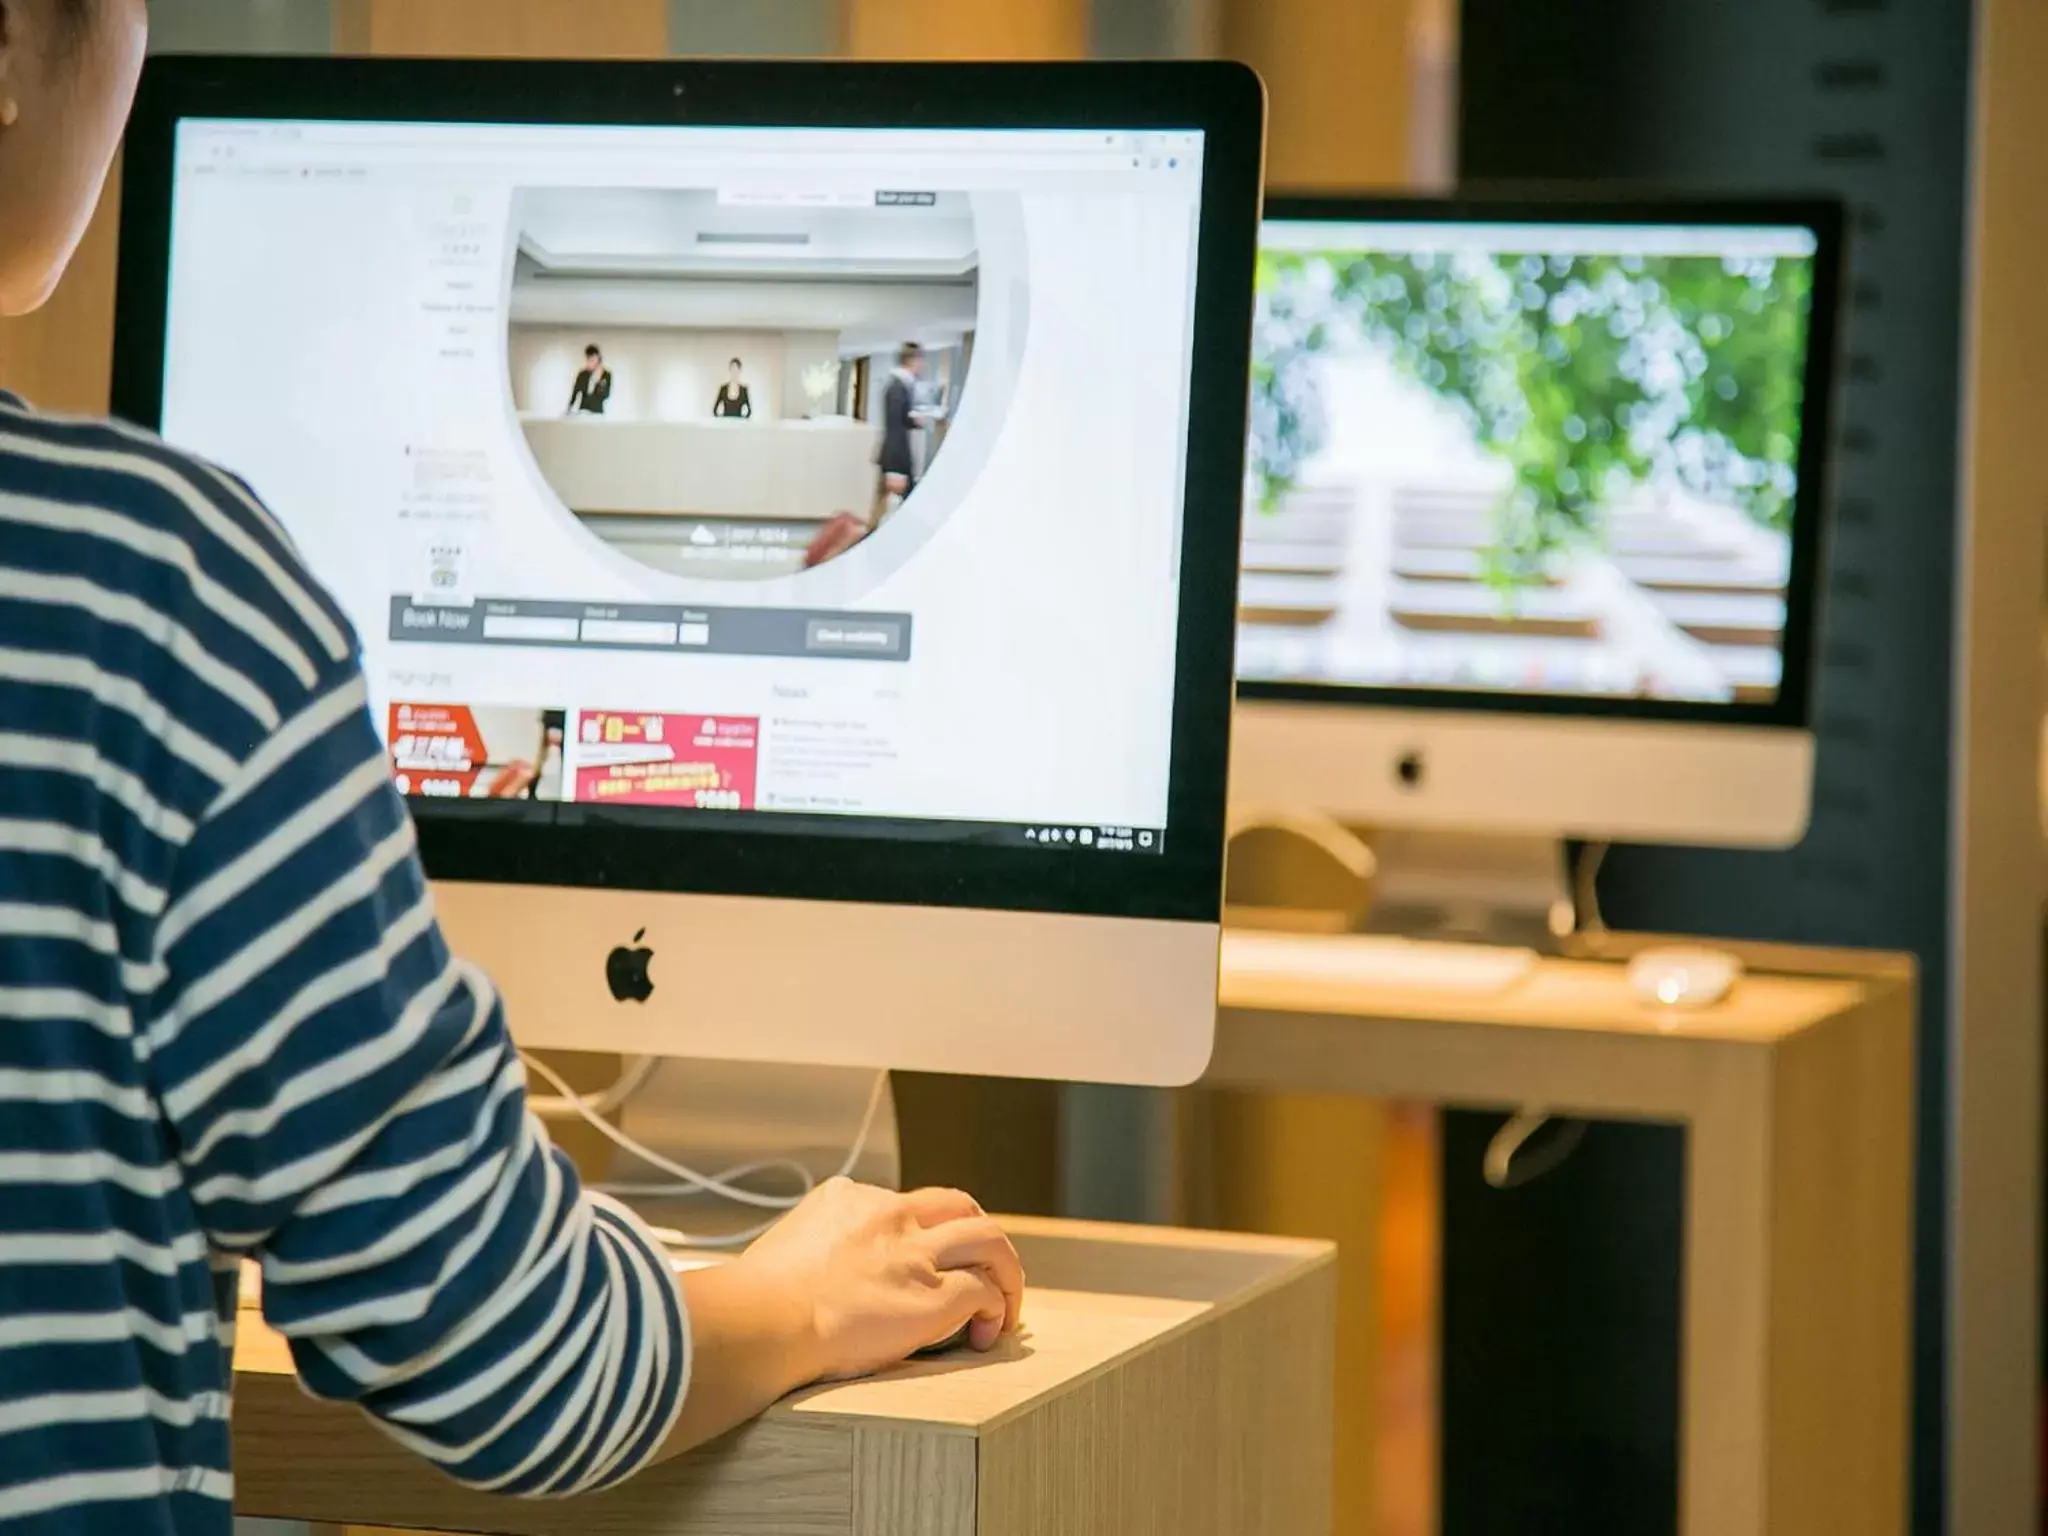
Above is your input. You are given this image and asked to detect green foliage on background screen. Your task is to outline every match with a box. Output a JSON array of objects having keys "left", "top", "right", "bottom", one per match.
[{"left": 1248, "top": 246, "right": 1812, "bottom": 583}]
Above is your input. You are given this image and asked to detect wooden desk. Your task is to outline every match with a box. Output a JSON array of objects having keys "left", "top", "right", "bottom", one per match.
[
  {"left": 1206, "top": 937, "right": 1915, "bottom": 1536},
  {"left": 232, "top": 1218, "right": 1336, "bottom": 1536}
]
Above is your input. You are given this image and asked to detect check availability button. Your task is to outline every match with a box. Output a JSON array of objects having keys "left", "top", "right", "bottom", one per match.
[{"left": 806, "top": 619, "right": 905, "bottom": 655}]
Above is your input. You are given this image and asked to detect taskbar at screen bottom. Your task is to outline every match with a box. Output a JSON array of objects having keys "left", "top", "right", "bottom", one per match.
[{"left": 407, "top": 794, "right": 1168, "bottom": 857}]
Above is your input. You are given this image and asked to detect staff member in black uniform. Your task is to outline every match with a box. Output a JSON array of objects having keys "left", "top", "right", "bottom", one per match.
[
  {"left": 877, "top": 342, "right": 925, "bottom": 521},
  {"left": 713, "top": 357, "right": 753, "bottom": 418},
  {"left": 566, "top": 343, "right": 612, "bottom": 415}
]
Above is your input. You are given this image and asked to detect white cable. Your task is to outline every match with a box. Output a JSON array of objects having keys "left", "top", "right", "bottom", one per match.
[
  {"left": 1483, "top": 1106, "right": 1589, "bottom": 1190},
  {"left": 525, "top": 1054, "right": 659, "bottom": 1120},
  {"left": 522, "top": 1050, "right": 816, "bottom": 1208},
  {"left": 1469, "top": 844, "right": 1612, "bottom": 1193},
  {"left": 520, "top": 1051, "right": 891, "bottom": 1247},
  {"left": 1475, "top": 844, "right": 1610, "bottom": 1192},
  {"left": 615, "top": 1070, "right": 893, "bottom": 1252}
]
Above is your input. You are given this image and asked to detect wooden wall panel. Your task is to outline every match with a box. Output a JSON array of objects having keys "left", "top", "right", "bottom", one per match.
[
  {"left": 1951, "top": 0, "right": 2048, "bottom": 1527},
  {"left": 842, "top": 0, "right": 1087, "bottom": 61},
  {"left": 1220, "top": 0, "right": 1411, "bottom": 188}
]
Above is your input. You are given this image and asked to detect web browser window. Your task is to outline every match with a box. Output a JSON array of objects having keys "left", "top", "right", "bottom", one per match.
[{"left": 161, "top": 121, "right": 1207, "bottom": 854}]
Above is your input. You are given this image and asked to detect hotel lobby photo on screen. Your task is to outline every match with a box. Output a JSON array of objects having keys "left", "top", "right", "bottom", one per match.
[{"left": 505, "top": 186, "right": 980, "bottom": 581}]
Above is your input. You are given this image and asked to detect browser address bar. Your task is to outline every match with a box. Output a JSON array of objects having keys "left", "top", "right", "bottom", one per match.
[
  {"left": 190, "top": 121, "right": 1156, "bottom": 150},
  {"left": 215, "top": 146, "right": 1163, "bottom": 174}
]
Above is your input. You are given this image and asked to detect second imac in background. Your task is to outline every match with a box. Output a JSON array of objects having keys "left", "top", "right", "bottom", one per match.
[{"left": 1225, "top": 195, "right": 1842, "bottom": 981}]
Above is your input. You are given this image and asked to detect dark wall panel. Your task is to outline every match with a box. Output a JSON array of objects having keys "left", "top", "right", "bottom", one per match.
[
  {"left": 1440, "top": 1117, "right": 1684, "bottom": 1536},
  {"left": 1455, "top": 3, "right": 1971, "bottom": 1533}
]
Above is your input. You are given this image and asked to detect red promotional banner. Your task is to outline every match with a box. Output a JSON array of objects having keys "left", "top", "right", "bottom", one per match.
[
  {"left": 387, "top": 702, "right": 553, "bottom": 800},
  {"left": 572, "top": 711, "right": 759, "bottom": 810},
  {"left": 388, "top": 702, "right": 487, "bottom": 797}
]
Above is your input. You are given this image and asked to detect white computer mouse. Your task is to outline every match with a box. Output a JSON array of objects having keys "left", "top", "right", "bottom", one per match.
[{"left": 1627, "top": 946, "right": 1744, "bottom": 1009}]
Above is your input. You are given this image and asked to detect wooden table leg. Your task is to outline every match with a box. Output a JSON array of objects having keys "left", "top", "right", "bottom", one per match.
[
  {"left": 1679, "top": 992, "right": 1914, "bottom": 1536},
  {"left": 1681, "top": 1049, "right": 1774, "bottom": 1536}
]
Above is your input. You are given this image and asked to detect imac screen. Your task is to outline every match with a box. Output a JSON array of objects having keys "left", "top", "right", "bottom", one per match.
[
  {"left": 158, "top": 121, "right": 1206, "bottom": 856},
  {"left": 1245, "top": 215, "right": 1823, "bottom": 708}
]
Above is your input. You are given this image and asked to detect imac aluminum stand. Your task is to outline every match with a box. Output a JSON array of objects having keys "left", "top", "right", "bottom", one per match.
[
  {"left": 1225, "top": 813, "right": 1574, "bottom": 951},
  {"left": 1363, "top": 827, "right": 1574, "bottom": 951}
]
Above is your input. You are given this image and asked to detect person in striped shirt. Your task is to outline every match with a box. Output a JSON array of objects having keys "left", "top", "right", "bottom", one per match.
[{"left": 0, "top": 2, "right": 1024, "bottom": 1530}]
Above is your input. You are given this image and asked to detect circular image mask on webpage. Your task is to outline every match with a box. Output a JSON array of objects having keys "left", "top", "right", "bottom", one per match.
[{"left": 502, "top": 185, "right": 1011, "bottom": 587}]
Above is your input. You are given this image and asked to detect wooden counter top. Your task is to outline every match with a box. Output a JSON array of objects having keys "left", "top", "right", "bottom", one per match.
[{"left": 231, "top": 1217, "right": 1337, "bottom": 1536}]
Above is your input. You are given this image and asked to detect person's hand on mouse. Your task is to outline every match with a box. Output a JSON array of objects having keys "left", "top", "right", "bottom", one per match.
[
  {"left": 735, "top": 1176, "right": 1025, "bottom": 1384},
  {"left": 656, "top": 1178, "right": 1023, "bottom": 1458}
]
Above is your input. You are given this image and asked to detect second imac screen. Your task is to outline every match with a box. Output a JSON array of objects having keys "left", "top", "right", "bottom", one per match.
[{"left": 1243, "top": 217, "right": 1819, "bottom": 707}]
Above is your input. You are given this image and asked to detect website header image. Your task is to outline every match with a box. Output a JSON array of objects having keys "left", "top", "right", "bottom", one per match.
[
  {"left": 506, "top": 185, "right": 986, "bottom": 585},
  {"left": 1242, "top": 237, "right": 1812, "bottom": 706}
]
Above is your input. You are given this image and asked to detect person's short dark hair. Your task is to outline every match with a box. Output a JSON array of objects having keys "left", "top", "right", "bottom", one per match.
[
  {"left": 897, "top": 342, "right": 923, "bottom": 367},
  {"left": 584, "top": 344, "right": 602, "bottom": 360},
  {"left": 729, "top": 357, "right": 743, "bottom": 369}
]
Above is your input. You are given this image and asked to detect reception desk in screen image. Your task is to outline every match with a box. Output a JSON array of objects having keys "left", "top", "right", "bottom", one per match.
[{"left": 520, "top": 415, "right": 879, "bottom": 578}]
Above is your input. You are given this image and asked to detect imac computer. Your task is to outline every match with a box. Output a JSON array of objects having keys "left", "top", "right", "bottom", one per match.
[
  {"left": 112, "top": 57, "right": 1265, "bottom": 1088},
  {"left": 1230, "top": 196, "right": 1841, "bottom": 941}
]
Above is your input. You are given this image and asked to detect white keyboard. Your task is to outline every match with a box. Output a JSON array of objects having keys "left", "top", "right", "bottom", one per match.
[{"left": 1221, "top": 931, "right": 1540, "bottom": 996}]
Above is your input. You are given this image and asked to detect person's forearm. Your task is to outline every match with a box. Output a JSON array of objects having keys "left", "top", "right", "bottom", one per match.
[{"left": 648, "top": 1261, "right": 824, "bottom": 1463}]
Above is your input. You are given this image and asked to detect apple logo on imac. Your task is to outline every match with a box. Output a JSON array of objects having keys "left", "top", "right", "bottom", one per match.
[{"left": 605, "top": 929, "right": 655, "bottom": 1004}]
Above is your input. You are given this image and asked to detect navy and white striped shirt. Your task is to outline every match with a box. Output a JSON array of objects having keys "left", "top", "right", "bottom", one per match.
[{"left": 0, "top": 392, "right": 688, "bottom": 1532}]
